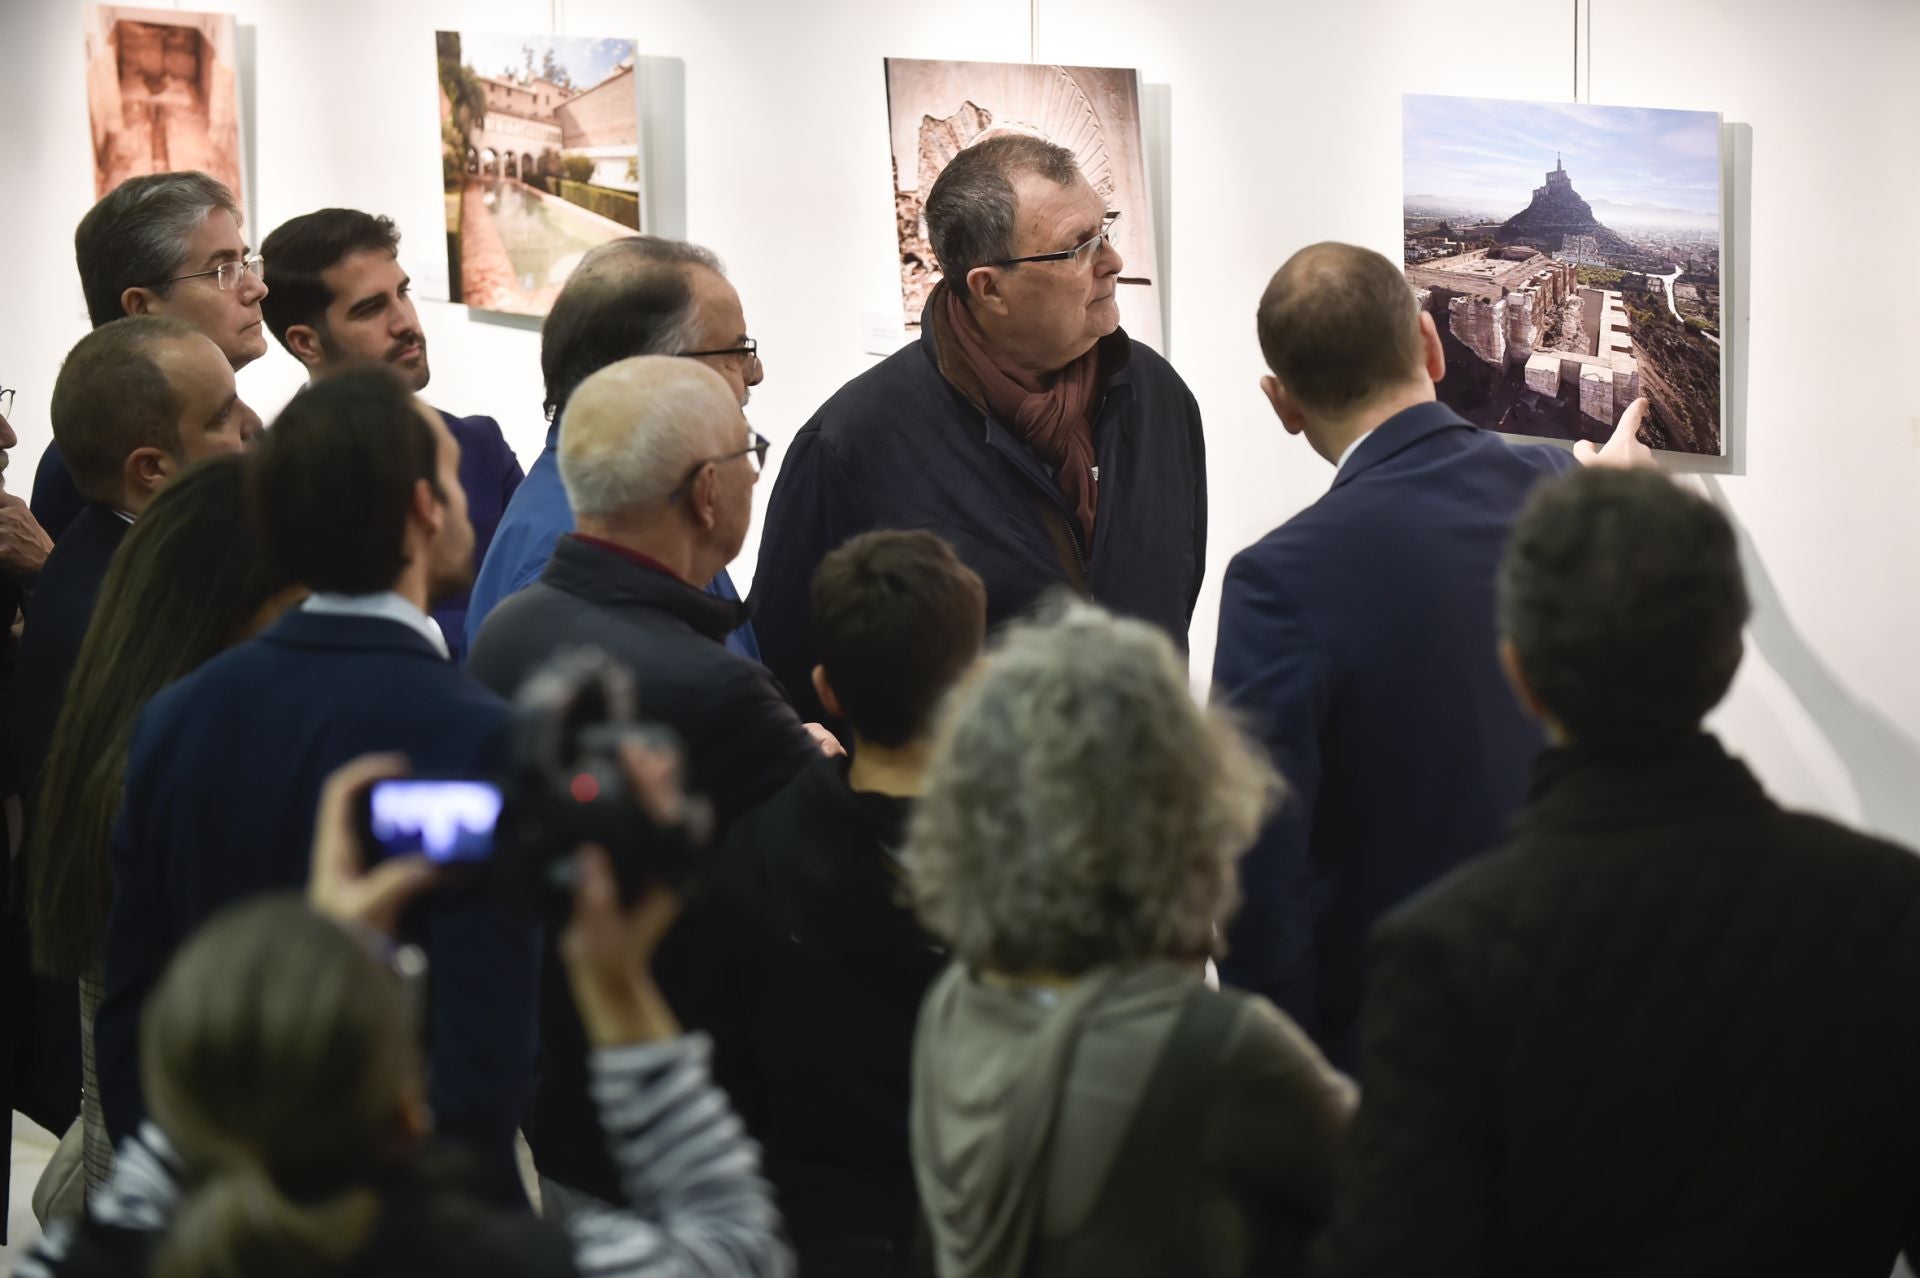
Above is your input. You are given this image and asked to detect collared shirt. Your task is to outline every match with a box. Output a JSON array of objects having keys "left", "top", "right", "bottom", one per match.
[
  {"left": 301, "top": 590, "right": 451, "bottom": 659},
  {"left": 570, "top": 533, "right": 684, "bottom": 584}
]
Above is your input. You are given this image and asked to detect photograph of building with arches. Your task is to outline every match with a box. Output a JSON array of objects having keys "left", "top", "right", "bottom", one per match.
[
  {"left": 84, "top": 5, "right": 244, "bottom": 204},
  {"left": 884, "top": 58, "right": 1163, "bottom": 351},
  {"left": 436, "top": 30, "right": 643, "bottom": 317},
  {"left": 1402, "top": 93, "right": 1724, "bottom": 455}
]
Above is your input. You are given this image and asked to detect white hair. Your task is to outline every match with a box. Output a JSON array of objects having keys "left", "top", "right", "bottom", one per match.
[{"left": 557, "top": 357, "right": 739, "bottom": 517}]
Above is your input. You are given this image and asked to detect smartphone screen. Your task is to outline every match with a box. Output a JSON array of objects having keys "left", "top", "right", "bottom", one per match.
[{"left": 366, "top": 779, "right": 503, "bottom": 863}]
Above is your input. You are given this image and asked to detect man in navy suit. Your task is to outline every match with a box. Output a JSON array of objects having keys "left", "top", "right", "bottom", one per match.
[
  {"left": 259, "top": 208, "right": 525, "bottom": 660},
  {"left": 1212, "top": 242, "right": 1640, "bottom": 1069},
  {"left": 96, "top": 369, "right": 537, "bottom": 1199}
]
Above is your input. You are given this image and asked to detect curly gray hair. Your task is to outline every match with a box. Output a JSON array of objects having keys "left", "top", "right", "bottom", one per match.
[{"left": 903, "top": 601, "right": 1282, "bottom": 976}]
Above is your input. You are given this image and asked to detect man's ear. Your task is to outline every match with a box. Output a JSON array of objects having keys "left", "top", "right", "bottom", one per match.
[
  {"left": 285, "top": 324, "right": 327, "bottom": 370},
  {"left": 1261, "top": 374, "right": 1306, "bottom": 439},
  {"left": 410, "top": 476, "right": 445, "bottom": 539},
  {"left": 120, "top": 286, "right": 161, "bottom": 318},
  {"left": 1418, "top": 312, "right": 1447, "bottom": 385},
  {"left": 964, "top": 265, "right": 1010, "bottom": 318},
  {"left": 685, "top": 463, "right": 719, "bottom": 532},
  {"left": 124, "top": 445, "right": 173, "bottom": 499},
  {"left": 811, "top": 665, "right": 846, "bottom": 721}
]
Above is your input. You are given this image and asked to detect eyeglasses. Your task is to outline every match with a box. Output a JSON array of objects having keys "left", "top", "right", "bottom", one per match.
[
  {"left": 0, "top": 386, "right": 14, "bottom": 417},
  {"left": 669, "top": 429, "right": 771, "bottom": 502},
  {"left": 988, "top": 210, "right": 1121, "bottom": 268},
  {"left": 684, "top": 337, "right": 761, "bottom": 367},
  {"left": 156, "top": 252, "right": 265, "bottom": 291}
]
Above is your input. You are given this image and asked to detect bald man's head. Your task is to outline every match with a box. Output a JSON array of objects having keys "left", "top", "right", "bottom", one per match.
[
  {"left": 558, "top": 355, "right": 744, "bottom": 518},
  {"left": 1256, "top": 242, "right": 1426, "bottom": 418}
]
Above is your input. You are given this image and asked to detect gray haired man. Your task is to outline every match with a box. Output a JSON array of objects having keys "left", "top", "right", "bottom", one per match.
[
  {"left": 35, "top": 171, "right": 267, "bottom": 536},
  {"left": 752, "top": 133, "right": 1207, "bottom": 722},
  {"left": 463, "top": 235, "right": 764, "bottom": 656}
]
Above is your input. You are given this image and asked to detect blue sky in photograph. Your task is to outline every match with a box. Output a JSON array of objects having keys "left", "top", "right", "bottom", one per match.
[
  {"left": 1404, "top": 95, "right": 1721, "bottom": 216},
  {"left": 457, "top": 32, "right": 635, "bottom": 91}
]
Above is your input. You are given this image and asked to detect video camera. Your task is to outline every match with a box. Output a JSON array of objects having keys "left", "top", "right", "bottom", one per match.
[{"left": 359, "top": 647, "right": 709, "bottom": 923}]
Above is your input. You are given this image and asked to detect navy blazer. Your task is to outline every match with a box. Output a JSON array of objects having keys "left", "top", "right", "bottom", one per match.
[
  {"left": 96, "top": 610, "right": 537, "bottom": 1198},
  {"left": 1211, "top": 402, "right": 1576, "bottom": 1069},
  {"left": 13, "top": 504, "right": 129, "bottom": 787}
]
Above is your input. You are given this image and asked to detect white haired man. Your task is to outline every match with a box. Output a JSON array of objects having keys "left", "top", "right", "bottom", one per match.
[{"left": 466, "top": 354, "right": 833, "bottom": 1217}]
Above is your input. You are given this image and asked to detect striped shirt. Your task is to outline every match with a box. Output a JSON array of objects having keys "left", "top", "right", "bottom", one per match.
[{"left": 19, "top": 1033, "right": 791, "bottom": 1278}]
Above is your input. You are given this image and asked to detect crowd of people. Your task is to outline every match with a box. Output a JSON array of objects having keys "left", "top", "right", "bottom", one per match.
[{"left": 1, "top": 129, "right": 1917, "bottom": 1278}]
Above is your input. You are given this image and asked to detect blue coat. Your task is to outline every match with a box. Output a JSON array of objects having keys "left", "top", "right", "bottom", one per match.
[
  {"left": 96, "top": 610, "right": 538, "bottom": 1199},
  {"left": 464, "top": 417, "right": 759, "bottom": 664},
  {"left": 751, "top": 306, "right": 1207, "bottom": 722},
  {"left": 29, "top": 410, "right": 527, "bottom": 662},
  {"left": 1210, "top": 402, "right": 1576, "bottom": 1068}
]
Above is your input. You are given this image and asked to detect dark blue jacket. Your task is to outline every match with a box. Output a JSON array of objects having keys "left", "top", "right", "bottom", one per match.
[
  {"left": 464, "top": 417, "right": 758, "bottom": 664},
  {"left": 13, "top": 503, "right": 129, "bottom": 788},
  {"left": 751, "top": 304, "right": 1207, "bottom": 721},
  {"left": 1210, "top": 402, "right": 1576, "bottom": 1069},
  {"left": 434, "top": 411, "right": 525, "bottom": 663},
  {"left": 96, "top": 610, "right": 537, "bottom": 1199},
  {"left": 30, "top": 410, "right": 527, "bottom": 661}
]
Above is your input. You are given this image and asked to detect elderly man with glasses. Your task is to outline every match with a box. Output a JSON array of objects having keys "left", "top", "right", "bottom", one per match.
[
  {"left": 467, "top": 354, "right": 836, "bottom": 1220},
  {"left": 752, "top": 132, "right": 1208, "bottom": 723},
  {"left": 32, "top": 171, "right": 267, "bottom": 539}
]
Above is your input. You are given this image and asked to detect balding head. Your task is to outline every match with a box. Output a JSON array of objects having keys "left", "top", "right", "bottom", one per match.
[
  {"left": 1257, "top": 242, "right": 1427, "bottom": 419},
  {"left": 559, "top": 356, "right": 744, "bottom": 518},
  {"left": 540, "top": 236, "right": 726, "bottom": 420}
]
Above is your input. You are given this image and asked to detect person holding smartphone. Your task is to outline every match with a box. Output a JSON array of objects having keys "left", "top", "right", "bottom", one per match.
[{"left": 17, "top": 740, "right": 792, "bottom": 1278}]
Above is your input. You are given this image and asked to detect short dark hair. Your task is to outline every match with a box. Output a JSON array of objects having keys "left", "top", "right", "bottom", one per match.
[
  {"left": 1256, "top": 242, "right": 1424, "bottom": 417},
  {"left": 50, "top": 316, "right": 202, "bottom": 501},
  {"left": 540, "top": 236, "right": 722, "bottom": 420},
  {"left": 1499, "top": 468, "right": 1749, "bottom": 740},
  {"left": 812, "top": 530, "right": 987, "bottom": 747},
  {"left": 259, "top": 209, "right": 402, "bottom": 351},
  {"left": 925, "top": 134, "right": 1081, "bottom": 284},
  {"left": 251, "top": 368, "right": 441, "bottom": 594},
  {"left": 75, "top": 171, "right": 242, "bottom": 328}
]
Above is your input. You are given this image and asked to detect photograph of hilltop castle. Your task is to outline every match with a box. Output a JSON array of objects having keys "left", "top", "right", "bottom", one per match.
[
  {"left": 1403, "top": 94, "right": 1724, "bottom": 455},
  {"left": 436, "top": 31, "right": 643, "bottom": 317}
]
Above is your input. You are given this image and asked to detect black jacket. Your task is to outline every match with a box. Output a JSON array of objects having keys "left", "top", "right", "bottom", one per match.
[
  {"left": 14, "top": 502, "right": 128, "bottom": 786},
  {"left": 467, "top": 535, "right": 820, "bottom": 1201},
  {"left": 700, "top": 755, "right": 945, "bottom": 1248},
  {"left": 752, "top": 301, "right": 1206, "bottom": 719},
  {"left": 1315, "top": 734, "right": 1920, "bottom": 1278}
]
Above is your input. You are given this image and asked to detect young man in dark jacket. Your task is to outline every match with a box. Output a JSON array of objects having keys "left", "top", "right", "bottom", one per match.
[
  {"left": 702, "top": 530, "right": 985, "bottom": 1277},
  {"left": 467, "top": 353, "right": 834, "bottom": 1216},
  {"left": 1317, "top": 468, "right": 1920, "bottom": 1278},
  {"left": 752, "top": 133, "right": 1206, "bottom": 722}
]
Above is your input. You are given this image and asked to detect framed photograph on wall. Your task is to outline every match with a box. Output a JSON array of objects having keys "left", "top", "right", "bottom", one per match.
[
  {"left": 435, "top": 30, "right": 644, "bottom": 317},
  {"left": 1403, "top": 93, "right": 1724, "bottom": 455},
  {"left": 885, "top": 57, "right": 1163, "bottom": 351},
  {"left": 84, "top": 6, "right": 245, "bottom": 206}
]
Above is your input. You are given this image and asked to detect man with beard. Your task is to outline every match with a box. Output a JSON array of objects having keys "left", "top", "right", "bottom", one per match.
[{"left": 260, "top": 208, "right": 524, "bottom": 658}]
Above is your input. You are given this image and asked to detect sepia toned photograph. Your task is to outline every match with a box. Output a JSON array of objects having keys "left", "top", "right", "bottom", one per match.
[
  {"left": 436, "top": 30, "right": 643, "bottom": 317},
  {"left": 885, "top": 57, "right": 1163, "bottom": 351},
  {"left": 84, "top": 5, "right": 244, "bottom": 204},
  {"left": 1403, "top": 93, "right": 1724, "bottom": 455}
]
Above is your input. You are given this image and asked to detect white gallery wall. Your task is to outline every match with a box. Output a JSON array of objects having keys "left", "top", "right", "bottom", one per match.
[{"left": 2, "top": 0, "right": 1918, "bottom": 845}]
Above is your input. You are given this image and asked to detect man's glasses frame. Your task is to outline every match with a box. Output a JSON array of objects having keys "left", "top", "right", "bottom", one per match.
[
  {"left": 669, "top": 429, "right": 771, "bottom": 503},
  {"left": 155, "top": 252, "right": 265, "bottom": 291},
  {"left": 0, "top": 386, "right": 14, "bottom": 417},
  {"left": 988, "top": 210, "right": 1121, "bottom": 269},
  {"left": 684, "top": 337, "right": 761, "bottom": 365}
]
